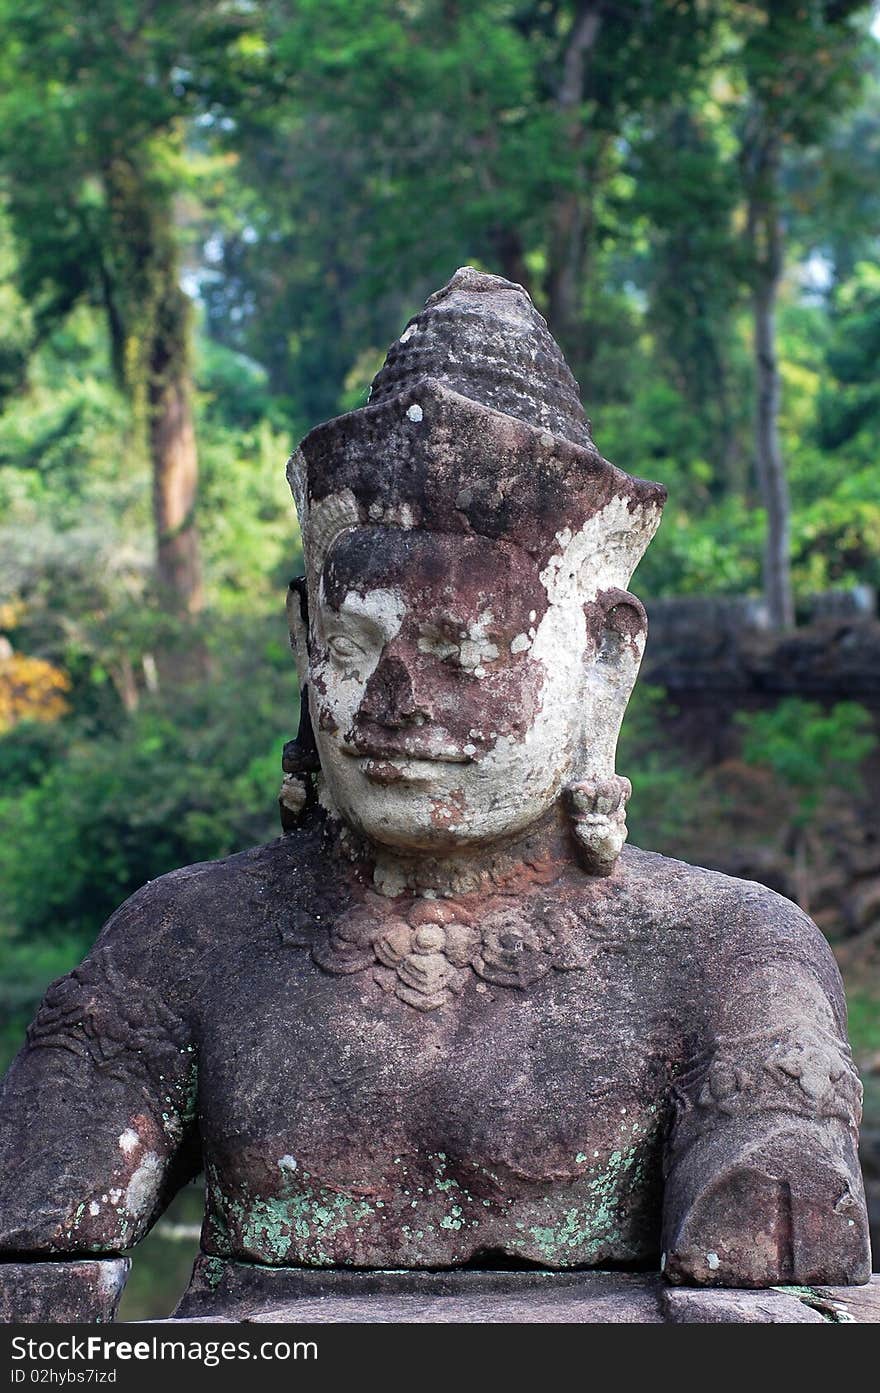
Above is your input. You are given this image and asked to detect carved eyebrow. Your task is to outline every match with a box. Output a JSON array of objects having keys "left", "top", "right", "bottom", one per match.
[{"left": 332, "top": 598, "right": 381, "bottom": 619}]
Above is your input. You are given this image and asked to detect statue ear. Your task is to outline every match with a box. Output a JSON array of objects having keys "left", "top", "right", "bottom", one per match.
[
  {"left": 571, "top": 586, "right": 645, "bottom": 765},
  {"left": 595, "top": 587, "right": 648, "bottom": 680},
  {"left": 566, "top": 588, "right": 647, "bottom": 876},
  {"left": 280, "top": 577, "right": 320, "bottom": 832}
]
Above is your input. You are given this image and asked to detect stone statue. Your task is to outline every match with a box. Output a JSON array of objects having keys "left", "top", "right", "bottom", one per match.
[{"left": 0, "top": 269, "right": 872, "bottom": 1324}]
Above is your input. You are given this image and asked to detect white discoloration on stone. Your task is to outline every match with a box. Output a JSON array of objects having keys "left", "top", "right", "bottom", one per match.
[
  {"left": 279, "top": 1154, "right": 298, "bottom": 1171},
  {"left": 399, "top": 324, "right": 417, "bottom": 343},
  {"left": 89, "top": 1200, "right": 100, "bottom": 1216},
  {"left": 374, "top": 859, "right": 409, "bottom": 898},
  {"left": 125, "top": 1152, "right": 162, "bottom": 1219},
  {"left": 540, "top": 495, "right": 662, "bottom": 607},
  {"left": 285, "top": 448, "right": 308, "bottom": 538},
  {"left": 316, "top": 583, "right": 406, "bottom": 737},
  {"left": 539, "top": 432, "right": 554, "bottom": 448},
  {"left": 706, "top": 1251, "right": 720, "bottom": 1271},
  {"left": 109, "top": 1188, "right": 122, "bottom": 1205},
  {"left": 418, "top": 614, "right": 499, "bottom": 672},
  {"left": 418, "top": 628, "right": 459, "bottom": 662},
  {"left": 389, "top": 501, "right": 417, "bottom": 529},
  {"left": 406, "top": 403, "right": 423, "bottom": 422},
  {"left": 118, "top": 1129, "right": 139, "bottom": 1155},
  {"left": 99, "top": 1263, "right": 125, "bottom": 1298},
  {"left": 365, "top": 500, "right": 417, "bottom": 529},
  {"left": 510, "top": 633, "right": 531, "bottom": 654}
]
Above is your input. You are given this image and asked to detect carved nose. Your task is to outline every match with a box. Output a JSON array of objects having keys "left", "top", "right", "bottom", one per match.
[{"left": 358, "top": 655, "right": 427, "bottom": 729}]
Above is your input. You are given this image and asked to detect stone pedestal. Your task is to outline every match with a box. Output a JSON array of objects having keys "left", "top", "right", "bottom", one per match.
[
  {"left": 0, "top": 1258, "right": 129, "bottom": 1323},
  {"left": 171, "top": 1257, "right": 880, "bottom": 1324}
]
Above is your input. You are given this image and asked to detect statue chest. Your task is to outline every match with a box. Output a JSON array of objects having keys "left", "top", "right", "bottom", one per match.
[{"left": 196, "top": 930, "right": 672, "bottom": 1269}]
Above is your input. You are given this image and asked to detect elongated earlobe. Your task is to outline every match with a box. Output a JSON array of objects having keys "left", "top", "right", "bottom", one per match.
[
  {"left": 566, "top": 775, "right": 632, "bottom": 875},
  {"left": 565, "top": 588, "right": 647, "bottom": 875}
]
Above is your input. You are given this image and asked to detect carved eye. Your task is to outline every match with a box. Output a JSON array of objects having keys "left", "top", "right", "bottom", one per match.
[{"left": 327, "top": 634, "right": 366, "bottom": 663}]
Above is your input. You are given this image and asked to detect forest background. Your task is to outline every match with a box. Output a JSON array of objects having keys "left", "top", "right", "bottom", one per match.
[{"left": 1, "top": 0, "right": 880, "bottom": 1315}]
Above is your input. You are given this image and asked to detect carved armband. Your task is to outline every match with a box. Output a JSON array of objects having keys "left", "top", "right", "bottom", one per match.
[
  {"left": 25, "top": 947, "right": 195, "bottom": 1115},
  {"left": 670, "top": 1022, "right": 862, "bottom": 1154}
]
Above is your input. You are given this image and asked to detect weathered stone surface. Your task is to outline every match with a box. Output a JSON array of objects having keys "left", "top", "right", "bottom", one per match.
[
  {"left": 663, "top": 1276, "right": 880, "bottom": 1323},
  {"left": 169, "top": 1262, "right": 880, "bottom": 1324},
  {"left": 661, "top": 1285, "right": 826, "bottom": 1324},
  {"left": 644, "top": 602, "right": 880, "bottom": 709},
  {"left": 368, "top": 266, "right": 593, "bottom": 446},
  {"left": 174, "top": 1261, "right": 664, "bottom": 1323},
  {"left": 0, "top": 1259, "right": 129, "bottom": 1323},
  {"left": 0, "top": 268, "right": 871, "bottom": 1321},
  {"left": 792, "top": 1277, "right": 880, "bottom": 1322}
]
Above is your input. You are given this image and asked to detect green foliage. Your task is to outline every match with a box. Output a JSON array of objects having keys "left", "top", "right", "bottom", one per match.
[
  {"left": 818, "top": 261, "right": 880, "bottom": 449},
  {"left": 618, "top": 685, "right": 709, "bottom": 850},
  {"left": 735, "top": 699, "right": 877, "bottom": 825},
  {"left": 0, "top": 928, "right": 84, "bottom": 1072},
  {"left": 0, "top": 616, "right": 296, "bottom": 953},
  {"left": 846, "top": 985, "right": 880, "bottom": 1059}
]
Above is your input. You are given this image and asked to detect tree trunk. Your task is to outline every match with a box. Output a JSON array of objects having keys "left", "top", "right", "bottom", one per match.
[
  {"left": 753, "top": 268, "right": 793, "bottom": 629},
  {"left": 149, "top": 357, "right": 203, "bottom": 616},
  {"left": 490, "top": 225, "right": 533, "bottom": 296},
  {"left": 102, "top": 157, "right": 204, "bottom": 619},
  {"left": 545, "top": 1, "right": 604, "bottom": 352},
  {"left": 743, "top": 123, "right": 794, "bottom": 630}
]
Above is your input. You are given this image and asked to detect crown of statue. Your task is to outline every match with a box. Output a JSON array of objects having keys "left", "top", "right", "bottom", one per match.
[{"left": 288, "top": 268, "right": 665, "bottom": 589}]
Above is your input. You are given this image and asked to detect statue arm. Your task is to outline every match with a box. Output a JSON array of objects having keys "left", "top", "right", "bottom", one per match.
[
  {"left": 662, "top": 902, "right": 871, "bottom": 1288},
  {"left": 0, "top": 883, "right": 202, "bottom": 1320}
]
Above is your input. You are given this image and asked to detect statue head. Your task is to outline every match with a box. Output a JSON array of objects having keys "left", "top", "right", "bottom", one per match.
[{"left": 283, "top": 269, "right": 665, "bottom": 875}]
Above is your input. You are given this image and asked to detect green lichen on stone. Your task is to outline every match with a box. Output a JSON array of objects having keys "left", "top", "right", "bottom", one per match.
[
  {"left": 772, "top": 1285, "right": 853, "bottom": 1323},
  {"left": 213, "top": 1156, "right": 381, "bottom": 1265},
  {"left": 202, "top": 1255, "right": 225, "bottom": 1292},
  {"left": 526, "top": 1143, "right": 645, "bottom": 1264}
]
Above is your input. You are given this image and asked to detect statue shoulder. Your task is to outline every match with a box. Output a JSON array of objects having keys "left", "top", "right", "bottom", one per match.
[
  {"left": 93, "top": 826, "right": 333, "bottom": 968},
  {"left": 616, "top": 844, "right": 843, "bottom": 1002},
  {"left": 619, "top": 843, "right": 831, "bottom": 941}
]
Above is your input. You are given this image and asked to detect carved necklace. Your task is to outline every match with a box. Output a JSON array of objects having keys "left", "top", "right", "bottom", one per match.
[{"left": 305, "top": 896, "right": 591, "bottom": 1012}]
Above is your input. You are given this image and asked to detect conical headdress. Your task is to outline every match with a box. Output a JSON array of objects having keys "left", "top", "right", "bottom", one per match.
[{"left": 288, "top": 268, "right": 665, "bottom": 591}]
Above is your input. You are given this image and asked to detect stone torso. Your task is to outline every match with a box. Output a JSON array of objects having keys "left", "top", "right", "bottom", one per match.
[
  {"left": 186, "top": 828, "right": 708, "bottom": 1270},
  {"left": 0, "top": 818, "right": 866, "bottom": 1287}
]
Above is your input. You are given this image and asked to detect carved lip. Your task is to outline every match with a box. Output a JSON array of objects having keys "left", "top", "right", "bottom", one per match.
[
  {"left": 346, "top": 745, "right": 475, "bottom": 786},
  {"left": 361, "top": 758, "right": 434, "bottom": 785},
  {"left": 342, "top": 742, "right": 473, "bottom": 765}
]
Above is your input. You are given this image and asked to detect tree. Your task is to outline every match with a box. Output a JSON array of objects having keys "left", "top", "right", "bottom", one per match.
[
  {"left": 730, "top": 0, "right": 871, "bottom": 628},
  {"left": 629, "top": 102, "right": 744, "bottom": 483},
  {"left": 0, "top": 1, "right": 268, "bottom": 617},
  {"left": 201, "top": 0, "right": 718, "bottom": 422}
]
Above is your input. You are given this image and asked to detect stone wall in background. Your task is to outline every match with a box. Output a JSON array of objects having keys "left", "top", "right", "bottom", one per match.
[{"left": 641, "top": 590, "right": 880, "bottom": 942}]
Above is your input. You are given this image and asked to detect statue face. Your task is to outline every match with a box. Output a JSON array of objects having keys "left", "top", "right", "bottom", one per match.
[{"left": 306, "top": 527, "right": 596, "bottom": 851}]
